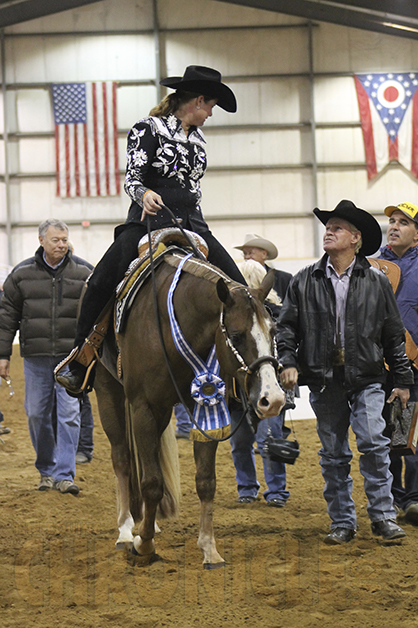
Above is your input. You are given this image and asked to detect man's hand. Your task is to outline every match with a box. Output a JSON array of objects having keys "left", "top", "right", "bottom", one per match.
[
  {"left": 280, "top": 367, "right": 298, "bottom": 390},
  {"left": 0, "top": 359, "right": 10, "bottom": 380},
  {"left": 387, "top": 387, "right": 410, "bottom": 409}
]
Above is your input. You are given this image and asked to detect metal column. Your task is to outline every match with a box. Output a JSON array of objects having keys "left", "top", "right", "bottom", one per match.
[
  {"left": 153, "top": 0, "right": 161, "bottom": 104},
  {"left": 308, "top": 21, "right": 321, "bottom": 258},
  {"left": 1, "top": 28, "right": 12, "bottom": 266}
]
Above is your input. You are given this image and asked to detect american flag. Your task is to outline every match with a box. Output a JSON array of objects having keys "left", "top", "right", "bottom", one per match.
[
  {"left": 354, "top": 72, "right": 418, "bottom": 180},
  {"left": 51, "top": 82, "right": 120, "bottom": 198}
]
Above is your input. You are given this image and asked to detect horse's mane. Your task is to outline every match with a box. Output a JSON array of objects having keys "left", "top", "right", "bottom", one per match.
[
  {"left": 164, "top": 252, "right": 239, "bottom": 288},
  {"left": 164, "top": 252, "right": 270, "bottom": 328}
]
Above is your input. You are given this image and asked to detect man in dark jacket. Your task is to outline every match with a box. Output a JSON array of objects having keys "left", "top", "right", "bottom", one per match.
[
  {"left": 277, "top": 200, "right": 413, "bottom": 544},
  {"left": 0, "top": 220, "right": 92, "bottom": 495},
  {"left": 379, "top": 202, "right": 418, "bottom": 525}
]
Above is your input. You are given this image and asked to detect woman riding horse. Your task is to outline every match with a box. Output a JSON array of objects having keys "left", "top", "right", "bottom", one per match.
[{"left": 57, "top": 65, "right": 246, "bottom": 394}]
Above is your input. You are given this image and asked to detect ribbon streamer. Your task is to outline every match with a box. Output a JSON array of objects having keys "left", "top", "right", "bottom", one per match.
[{"left": 167, "top": 254, "right": 230, "bottom": 433}]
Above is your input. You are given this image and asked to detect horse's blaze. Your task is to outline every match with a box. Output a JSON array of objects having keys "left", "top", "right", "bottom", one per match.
[{"left": 250, "top": 314, "right": 285, "bottom": 417}]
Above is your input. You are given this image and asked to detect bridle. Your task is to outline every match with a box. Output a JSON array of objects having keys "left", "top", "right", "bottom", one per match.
[{"left": 219, "top": 299, "right": 282, "bottom": 397}]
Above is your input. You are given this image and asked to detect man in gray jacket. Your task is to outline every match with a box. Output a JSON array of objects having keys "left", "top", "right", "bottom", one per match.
[{"left": 0, "top": 220, "right": 92, "bottom": 494}]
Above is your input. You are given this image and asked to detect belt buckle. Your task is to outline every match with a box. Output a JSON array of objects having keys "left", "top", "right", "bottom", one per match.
[{"left": 333, "top": 347, "right": 345, "bottom": 366}]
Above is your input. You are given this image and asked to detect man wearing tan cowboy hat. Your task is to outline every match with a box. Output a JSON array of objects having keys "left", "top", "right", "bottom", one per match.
[
  {"left": 234, "top": 233, "right": 292, "bottom": 305},
  {"left": 230, "top": 234, "right": 293, "bottom": 507},
  {"left": 378, "top": 202, "right": 418, "bottom": 526},
  {"left": 277, "top": 200, "right": 413, "bottom": 544}
]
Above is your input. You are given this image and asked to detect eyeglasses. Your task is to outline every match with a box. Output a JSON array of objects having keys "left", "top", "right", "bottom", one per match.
[{"left": 2, "top": 377, "right": 14, "bottom": 398}]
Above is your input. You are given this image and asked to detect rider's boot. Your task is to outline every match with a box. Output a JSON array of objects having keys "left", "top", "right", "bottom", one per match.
[
  {"left": 55, "top": 347, "right": 94, "bottom": 396},
  {"left": 55, "top": 316, "right": 110, "bottom": 395}
]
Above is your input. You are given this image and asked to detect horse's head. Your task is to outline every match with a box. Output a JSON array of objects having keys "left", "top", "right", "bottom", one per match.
[{"left": 215, "top": 272, "right": 285, "bottom": 419}]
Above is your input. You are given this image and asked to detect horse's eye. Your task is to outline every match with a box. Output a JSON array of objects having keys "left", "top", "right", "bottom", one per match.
[{"left": 230, "top": 332, "right": 244, "bottom": 345}]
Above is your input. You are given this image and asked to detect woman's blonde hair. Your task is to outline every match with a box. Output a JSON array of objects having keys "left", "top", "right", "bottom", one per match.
[{"left": 149, "top": 91, "right": 213, "bottom": 117}]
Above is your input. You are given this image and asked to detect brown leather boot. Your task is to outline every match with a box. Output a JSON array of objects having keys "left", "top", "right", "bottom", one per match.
[{"left": 55, "top": 347, "right": 96, "bottom": 395}]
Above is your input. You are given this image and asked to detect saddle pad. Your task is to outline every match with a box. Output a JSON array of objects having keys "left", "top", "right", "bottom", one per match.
[{"left": 115, "top": 245, "right": 186, "bottom": 334}]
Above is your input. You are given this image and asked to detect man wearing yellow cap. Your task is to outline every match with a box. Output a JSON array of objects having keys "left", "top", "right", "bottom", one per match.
[{"left": 379, "top": 202, "right": 418, "bottom": 526}]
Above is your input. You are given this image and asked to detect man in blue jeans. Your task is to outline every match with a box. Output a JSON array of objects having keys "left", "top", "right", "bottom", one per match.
[
  {"left": 278, "top": 201, "right": 413, "bottom": 544},
  {"left": 0, "top": 220, "right": 92, "bottom": 494},
  {"left": 52, "top": 390, "right": 94, "bottom": 463},
  {"left": 231, "top": 234, "right": 293, "bottom": 507},
  {"left": 229, "top": 409, "right": 290, "bottom": 507},
  {"left": 379, "top": 202, "right": 418, "bottom": 525}
]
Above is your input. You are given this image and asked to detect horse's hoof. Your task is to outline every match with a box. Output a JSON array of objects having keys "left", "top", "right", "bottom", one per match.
[
  {"left": 115, "top": 540, "right": 133, "bottom": 551},
  {"left": 127, "top": 545, "right": 159, "bottom": 567},
  {"left": 130, "top": 535, "right": 155, "bottom": 559},
  {"left": 203, "top": 561, "right": 225, "bottom": 570}
]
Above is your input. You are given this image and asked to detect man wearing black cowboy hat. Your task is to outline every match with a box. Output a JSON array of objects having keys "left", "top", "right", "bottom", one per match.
[{"left": 277, "top": 200, "right": 413, "bottom": 544}]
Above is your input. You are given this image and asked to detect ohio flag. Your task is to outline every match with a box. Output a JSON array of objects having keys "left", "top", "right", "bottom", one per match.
[
  {"left": 51, "top": 82, "right": 120, "bottom": 198},
  {"left": 354, "top": 72, "right": 418, "bottom": 180}
]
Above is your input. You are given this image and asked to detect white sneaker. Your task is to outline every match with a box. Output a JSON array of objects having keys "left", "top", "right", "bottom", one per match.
[
  {"left": 54, "top": 480, "right": 80, "bottom": 495},
  {"left": 75, "top": 452, "right": 91, "bottom": 464},
  {"left": 38, "top": 476, "right": 54, "bottom": 491}
]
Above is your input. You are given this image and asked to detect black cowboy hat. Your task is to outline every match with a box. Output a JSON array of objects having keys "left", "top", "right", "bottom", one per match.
[
  {"left": 313, "top": 200, "right": 382, "bottom": 256},
  {"left": 160, "top": 65, "right": 237, "bottom": 113}
]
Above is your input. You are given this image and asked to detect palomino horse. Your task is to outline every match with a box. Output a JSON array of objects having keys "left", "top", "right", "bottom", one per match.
[{"left": 94, "top": 250, "right": 285, "bottom": 568}]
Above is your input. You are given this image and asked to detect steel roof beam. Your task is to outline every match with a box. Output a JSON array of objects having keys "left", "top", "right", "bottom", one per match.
[
  {"left": 0, "top": 0, "right": 103, "bottom": 28},
  {"left": 217, "top": 0, "right": 418, "bottom": 40}
]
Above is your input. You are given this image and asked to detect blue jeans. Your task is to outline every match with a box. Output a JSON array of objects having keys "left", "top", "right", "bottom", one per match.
[
  {"left": 229, "top": 409, "right": 290, "bottom": 503},
  {"left": 24, "top": 357, "right": 81, "bottom": 481},
  {"left": 174, "top": 404, "right": 192, "bottom": 435},
  {"left": 77, "top": 393, "right": 94, "bottom": 459},
  {"left": 310, "top": 380, "right": 396, "bottom": 530}
]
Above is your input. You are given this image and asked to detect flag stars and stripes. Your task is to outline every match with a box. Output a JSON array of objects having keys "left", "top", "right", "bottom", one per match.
[{"left": 51, "top": 81, "right": 120, "bottom": 198}]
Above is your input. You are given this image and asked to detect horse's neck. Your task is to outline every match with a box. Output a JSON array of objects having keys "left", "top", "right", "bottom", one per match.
[{"left": 174, "top": 272, "right": 221, "bottom": 352}]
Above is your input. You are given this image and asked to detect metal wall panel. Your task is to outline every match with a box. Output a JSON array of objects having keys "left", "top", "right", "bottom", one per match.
[{"left": 1, "top": 0, "right": 418, "bottom": 269}]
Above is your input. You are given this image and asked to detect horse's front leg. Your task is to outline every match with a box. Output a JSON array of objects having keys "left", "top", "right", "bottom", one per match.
[{"left": 194, "top": 440, "right": 225, "bottom": 569}]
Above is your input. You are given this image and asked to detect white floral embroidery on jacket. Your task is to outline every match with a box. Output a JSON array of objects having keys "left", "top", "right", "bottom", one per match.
[{"left": 124, "top": 115, "right": 207, "bottom": 207}]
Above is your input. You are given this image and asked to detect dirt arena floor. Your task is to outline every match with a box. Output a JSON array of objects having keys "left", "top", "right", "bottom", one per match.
[{"left": 1, "top": 354, "right": 418, "bottom": 628}]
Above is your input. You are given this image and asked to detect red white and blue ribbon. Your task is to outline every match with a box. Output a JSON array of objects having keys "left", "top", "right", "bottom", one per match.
[{"left": 167, "top": 254, "right": 230, "bottom": 432}]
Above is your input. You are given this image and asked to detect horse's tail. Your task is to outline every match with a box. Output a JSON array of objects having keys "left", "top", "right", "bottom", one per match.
[{"left": 127, "top": 412, "right": 181, "bottom": 522}]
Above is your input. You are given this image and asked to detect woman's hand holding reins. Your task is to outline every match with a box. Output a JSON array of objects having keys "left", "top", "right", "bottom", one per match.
[{"left": 141, "top": 190, "right": 164, "bottom": 221}]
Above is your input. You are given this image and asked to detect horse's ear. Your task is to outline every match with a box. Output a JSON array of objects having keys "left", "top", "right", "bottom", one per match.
[
  {"left": 216, "top": 278, "right": 234, "bottom": 305},
  {"left": 257, "top": 269, "right": 275, "bottom": 302}
]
